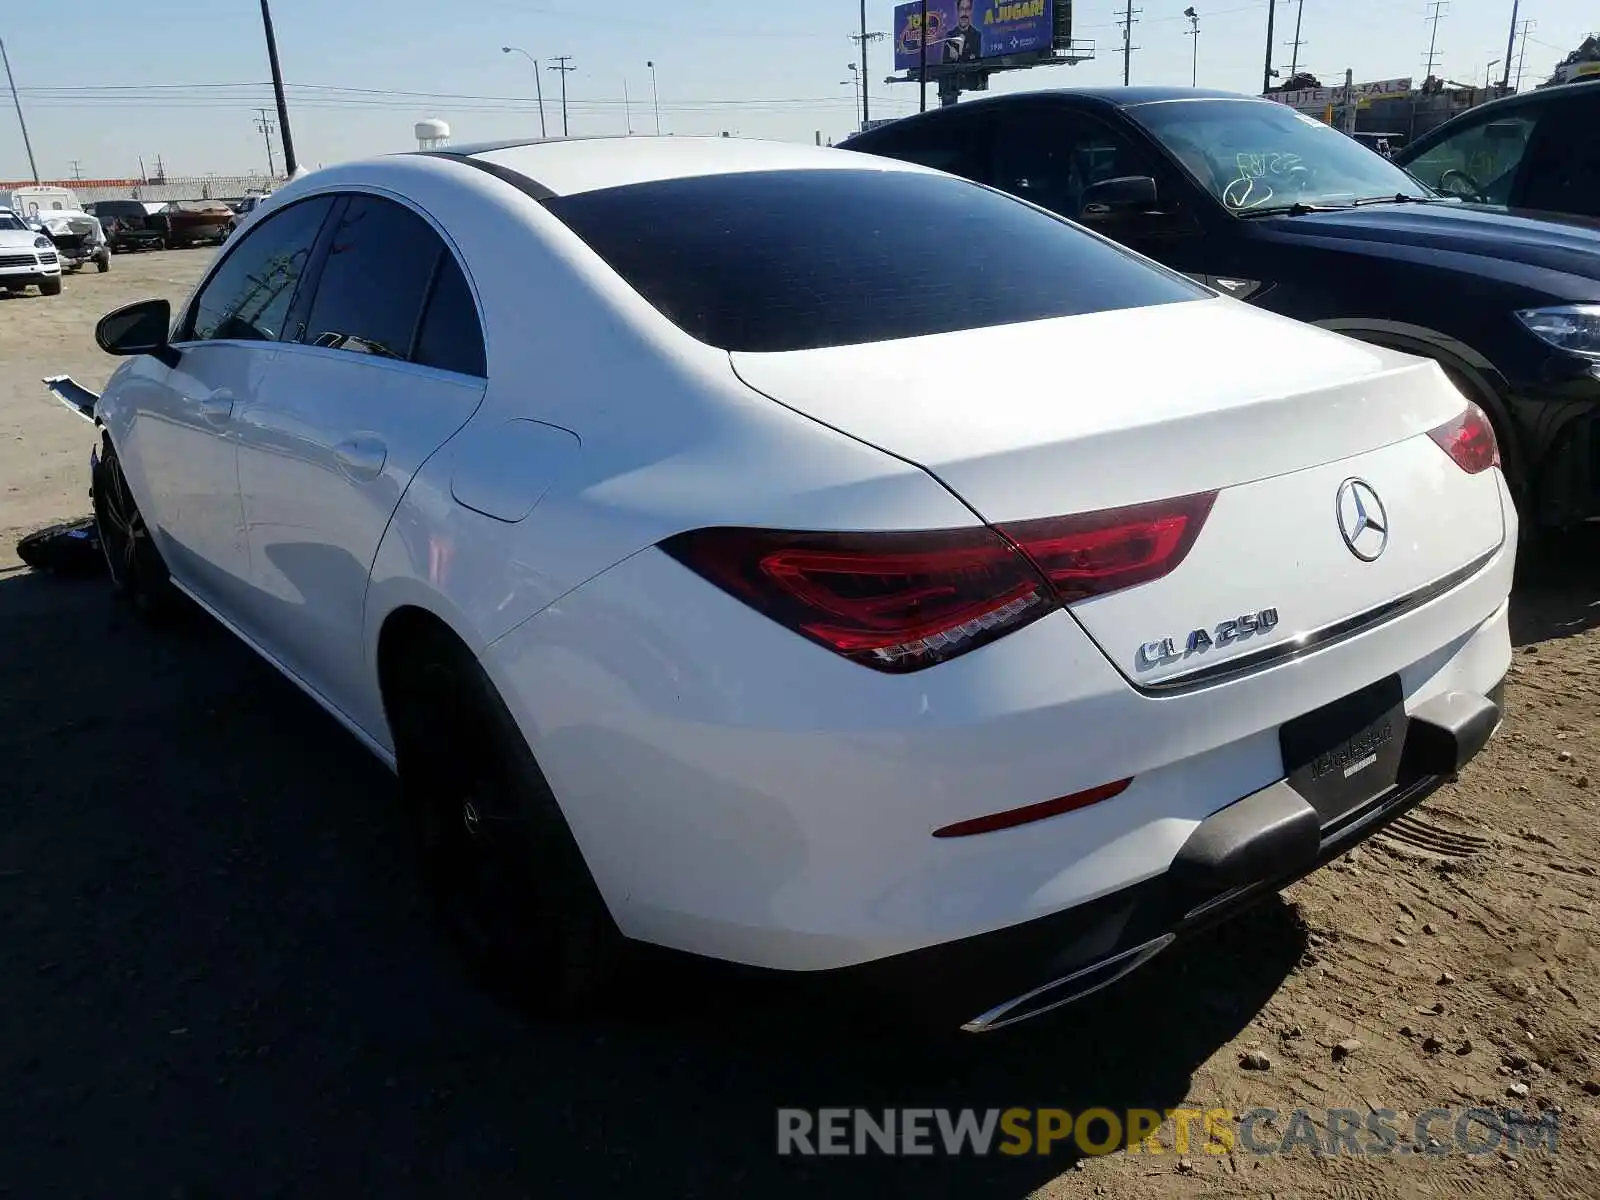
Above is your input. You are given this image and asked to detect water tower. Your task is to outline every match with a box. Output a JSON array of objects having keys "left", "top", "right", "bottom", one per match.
[{"left": 414, "top": 118, "right": 451, "bottom": 150}]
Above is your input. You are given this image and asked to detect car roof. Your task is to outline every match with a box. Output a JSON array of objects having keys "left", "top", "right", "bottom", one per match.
[{"left": 417, "top": 134, "right": 933, "bottom": 199}]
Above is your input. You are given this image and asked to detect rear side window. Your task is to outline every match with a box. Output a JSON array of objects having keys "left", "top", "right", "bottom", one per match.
[
  {"left": 413, "top": 252, "right": 487, "bottom": 376},
  {"left": 300, "top": 194, "right": 443, "bottom": 361},
  {"left": 543, "top": 168, "right": 1203, "bottom": 352}
]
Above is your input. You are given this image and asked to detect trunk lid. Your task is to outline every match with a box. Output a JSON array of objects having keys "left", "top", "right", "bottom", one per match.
[{"left": 730, "top": 297, "right": 1507, "bottom": 688}]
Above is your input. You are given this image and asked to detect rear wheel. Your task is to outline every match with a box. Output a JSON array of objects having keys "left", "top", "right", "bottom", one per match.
[
  {"left": 387, "top": 629, "right": 625, "bottom": 1014},
  {"left": 91, "top": 435, "right": 181, "bottom": 622}
]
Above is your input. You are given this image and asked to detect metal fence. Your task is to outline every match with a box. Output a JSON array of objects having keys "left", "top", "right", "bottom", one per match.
[{"left": 1, "top": 175, "right": 286, "bottom": 206}]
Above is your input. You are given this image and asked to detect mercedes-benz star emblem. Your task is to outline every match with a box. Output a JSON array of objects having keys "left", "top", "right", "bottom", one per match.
[{"left": 1336, "top": 478, "right": 1389, "bottom": 562}]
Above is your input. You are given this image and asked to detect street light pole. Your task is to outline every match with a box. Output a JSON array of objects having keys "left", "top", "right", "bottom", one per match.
[
  {"left": 502, "top": 46, "right": 547, "bottom": 138},
  {"left": 258, "top": 0, "right": 298, "bottom": 176},
  {"left": 646, "top": 60, "right": 662, "bottom": 135},
  {"left": 1484, "top": 58, "right": 1500, "bottom": 91},
  {"left": 0, "top": 37, "right": 39, "bottom": 184},
  {"left": 1261, "top": 0, "right": 1276, "bottom": 94}
]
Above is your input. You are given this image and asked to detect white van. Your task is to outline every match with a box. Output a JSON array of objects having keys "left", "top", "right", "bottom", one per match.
[{"left": 0, "top": 185, "right": 81, "bottom": 220}]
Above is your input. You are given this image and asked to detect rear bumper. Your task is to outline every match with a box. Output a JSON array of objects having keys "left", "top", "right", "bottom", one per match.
[{"left": 842, "top": 677, "right": 1503, "bottom": 1033}]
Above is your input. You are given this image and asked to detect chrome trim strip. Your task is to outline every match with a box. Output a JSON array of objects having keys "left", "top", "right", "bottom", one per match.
[
  {"left": 960, "top": 933, "right": 1176, "bottom": 1034},
  {"left": 1135, "top": 546, "right": 1501, "bottom": 696}
]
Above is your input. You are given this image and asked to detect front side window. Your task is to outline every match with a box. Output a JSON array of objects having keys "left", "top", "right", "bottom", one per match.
[
  {"left": 1130, "top": 98, "right": 1435, "bottom": 214},
  {"left": 1404, "top": 112, "right": 1536, "bottom": 204},
  {"left": 989, "top": 111, "right": 1175, "bottom": 222},
  {"left": 544, "top": 168, "right": 1205, "bottom": 353},
  {"left": 186, "top": 196, "right": 334, "bottom": 342},
  {"left": 299, "top": 195, "right": 442, "bottom": 361}
]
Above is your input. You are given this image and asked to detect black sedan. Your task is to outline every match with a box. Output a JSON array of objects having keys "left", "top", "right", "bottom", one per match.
[{"left": 844, "top": 87, "right": 1600, "bottom": 536}]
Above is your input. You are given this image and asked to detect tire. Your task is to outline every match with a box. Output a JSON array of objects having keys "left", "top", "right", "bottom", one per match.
[
  {"left": 96, "top": 254, "right": 110, "bottom": 273},
  {"left": 39, "top": 276, "right": 62, "bottom": 296},
  {"left": 387, "top": 629, "right": 624, "bottom": 1014},
  {"left": 91, "top": 434, "right": 181, "bottom": 622},
  {"left": 15, "top": 517, "right": 104, "bottom": 577}
]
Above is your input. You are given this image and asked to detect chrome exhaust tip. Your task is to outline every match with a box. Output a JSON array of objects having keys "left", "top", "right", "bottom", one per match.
[{"left": 960, "top": 933, "right": 1175, "bottom": 1034}]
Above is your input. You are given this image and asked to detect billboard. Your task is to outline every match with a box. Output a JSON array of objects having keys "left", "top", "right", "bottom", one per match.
[
  {"left": 1268, "top": 78, "right": 1413, "bottom": 110},
  {"left": 893, "top": 1, "right": 1055, "bottom": 70}
]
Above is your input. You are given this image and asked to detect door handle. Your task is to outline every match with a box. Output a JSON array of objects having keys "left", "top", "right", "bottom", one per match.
[
  {"left": 333, "top": 436, "right": 388, "bottom": 482},
  {"left": 196, "top": 389, "right": 234, "bottom": 424}
]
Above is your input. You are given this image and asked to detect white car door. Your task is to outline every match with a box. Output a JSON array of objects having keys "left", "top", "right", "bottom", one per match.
[
  {"left": 115, "top": 195, "right": 336, "bottom": 617},
  {"left": 232, "top": 192, "right": 487, "bottom": 731}
]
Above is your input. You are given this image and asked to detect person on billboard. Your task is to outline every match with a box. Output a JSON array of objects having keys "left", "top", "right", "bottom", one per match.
[{"left": 943, "top": 0, "right": 983, "bottom": 62}]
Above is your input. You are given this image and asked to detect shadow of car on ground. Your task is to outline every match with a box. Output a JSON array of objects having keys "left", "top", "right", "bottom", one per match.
[{"left": 0, "top": 561, "right": 1318, "bottom": 1197}]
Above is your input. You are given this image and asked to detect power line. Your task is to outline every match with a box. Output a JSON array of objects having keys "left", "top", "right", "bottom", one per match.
[{"left": 1422, "top": 1, "right": 1449, "bottom": 81}]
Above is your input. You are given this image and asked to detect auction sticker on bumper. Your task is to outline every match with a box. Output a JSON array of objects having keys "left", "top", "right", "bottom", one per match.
[{"left": 1280, "top": 675, "right": 1407, "bottom": 823}]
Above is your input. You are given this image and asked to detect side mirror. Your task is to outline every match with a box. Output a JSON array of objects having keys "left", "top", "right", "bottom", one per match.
[
  {"left": 96, "top": 297, "right": 179, "bottom": 367},
  {"left": 1079, "top": 175, "right": 1160, "bottom": 220}
]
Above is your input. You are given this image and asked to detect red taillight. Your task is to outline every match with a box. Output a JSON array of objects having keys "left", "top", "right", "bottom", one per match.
[
  {"left": 998, "top": 492, "right": 1218, "bottom": 603},
  {"left": 1427, "top": 402, "right": 1501, "bottom": 474},
  {"left": 662, "top": 494, "right": 1217, "bottom": 672},
  {"left": 660, "top": 525, "right": 1056, "bottom": 672}
]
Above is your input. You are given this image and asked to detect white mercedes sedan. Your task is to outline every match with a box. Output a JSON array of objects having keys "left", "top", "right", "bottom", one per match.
[{"left": 65, "top": 136, "right": 1514, "bottom": 1033}]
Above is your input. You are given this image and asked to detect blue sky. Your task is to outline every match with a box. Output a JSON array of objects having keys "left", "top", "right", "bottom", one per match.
[{"left": 0, "top": 1, "right": 1593, "bottom": 181}]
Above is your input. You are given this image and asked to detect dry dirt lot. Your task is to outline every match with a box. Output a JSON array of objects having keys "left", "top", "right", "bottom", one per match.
[{"left": 1, "top": 251, "right": 1598, "bottom": 1199}]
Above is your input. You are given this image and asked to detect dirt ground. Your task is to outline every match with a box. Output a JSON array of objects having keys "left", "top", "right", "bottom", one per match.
[{"left": 1, "top": 251, "right": 1598, "bottom": 1199}]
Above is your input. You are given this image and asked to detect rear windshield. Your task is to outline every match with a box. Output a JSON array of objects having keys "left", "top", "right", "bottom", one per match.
[{"left": 543, "top": 167, "right": 1204, "bottom": 352}]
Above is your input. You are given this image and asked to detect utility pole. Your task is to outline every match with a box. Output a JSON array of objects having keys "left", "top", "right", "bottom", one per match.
[
  {"left": 258, "top": 0, "right": 297, "bottom": 175},
  {"left": 848, "top": 10, "right": 884, "bottom": 128},
  {"left": 1261, "top": 0, "right": 1277, "bottom": 94},
  {"left": 1287, "top": 0, "right": 1306, "bottom": 80},
  {"left": 0, "top": 38, "right": 39, "bottom": 184},
  {"left": 919, "top": 0, "right": 928, "bottom": 112},
  {"left": 1513, "top": 18, "right": 1534, "bottom": 90},
  {"left": 69, "top": 160, "right": 83, "bottom": 181},
  {"left": 1422, "top": 1, "right": 1448, "bottom": 83},
  {"left": 1118, "top": 0, "right": 1141, "bottom": 86},
  {"left": 1499, "top": 0, "right": 1519, "bottom": 90},
  {"left": 623, "top": 77, "right": 633, "bottom": 135},
  {"left": 547, "top": 56, "right": 575, "bottom": 136},
  {"left": 154, "top": 154, "right": 166, "bottom": 181},
  {"left": 859, "top": 0, "right": 870, "bottom": 125},
  {"left": 1184, "top": 8, "right": 1199, "bottom": 87},
  {"left": 254, "top": 108, "right": 278, "bottom": 177}
]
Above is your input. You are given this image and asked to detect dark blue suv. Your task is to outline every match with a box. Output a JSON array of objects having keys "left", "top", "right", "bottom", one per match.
[{"left": 845, "top": 88, "right": 1600, "bottom": 534}]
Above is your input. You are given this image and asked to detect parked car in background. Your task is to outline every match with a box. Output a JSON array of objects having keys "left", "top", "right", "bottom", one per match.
[
  {"left": 34, "top": 208, "right": 110, "bottom": 274},
  {"left": 1396, "top": 78, "right": 1600, "bottom": 220},
  {"left": 224, "top": 191, "right": 273, "bottom": 239},
  {"left": 147, "top": 200, "right": 234, "bottom": 248},
  {"left": 845, "top": 87, "right": 1600, "bottom": 536},
  {"left": 0, "top": 206, "right": 62, "bottom": 295},
  {"left": 88, "top": 200, "right": 168, "bottom": 253},
  {"left": 57, "top": 137, "right": 1513, "bottom": 1031}
]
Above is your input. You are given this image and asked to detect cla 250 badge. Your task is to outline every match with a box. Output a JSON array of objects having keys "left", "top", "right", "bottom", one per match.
[{"left": 1138, "top": 608, "right": 1280, "bottom": 667}]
